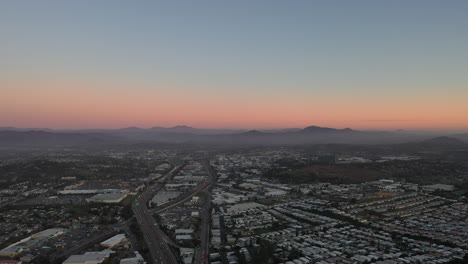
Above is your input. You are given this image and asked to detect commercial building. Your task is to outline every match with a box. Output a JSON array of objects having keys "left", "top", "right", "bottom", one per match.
[
  {"left": 100, "top": 234, "right": 127, "bottom": 248},
  {"left": 62, "top": 251, "right": 112, "bottom": 264},
  {"left": 86, "top": 193, "right": 128, "bottom": 204},
  {"left": 119, "top": 251, "right": 145, "bottom": 264},
  {"left": 0, "top": 228, "right": 67, "bottom": 258},
  {"left": 422, "top": 184, "right": 454, "bottom": 192},
  {"left": 31, "top": 228, "right": 66, "bottom": 239},
  {"left": 150, "top": 191, "right": 180, "bottom": 207}
]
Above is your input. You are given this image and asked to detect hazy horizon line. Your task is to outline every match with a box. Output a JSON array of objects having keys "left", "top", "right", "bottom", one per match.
[{"left": 1, "top": 125, "right": 467, "bottom": 134}]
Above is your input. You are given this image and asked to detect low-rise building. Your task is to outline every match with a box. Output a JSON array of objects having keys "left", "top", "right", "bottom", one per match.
[
  {"left": 86, "top": 193, "right": 128, "bottom": 204},
  {"left": 120, "top": 251, "right": 145, "bottom": 264},
  {"left": 63, "top": 251, "right": 112, "bottom": 264},
  {"left": 100, "top": 234, "right": 127, "bottom": 248},
  {"left": 422, "top": 184, "right": 454, "bottom": 192}
]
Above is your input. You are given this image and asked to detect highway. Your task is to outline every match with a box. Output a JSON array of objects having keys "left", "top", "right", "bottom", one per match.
[
  {"left": 50, "top": 229, "right": 119, "bottom": 262},
  {"left": 133, "top": 159, "right": 216, "bottom": 264},
  {"left": 194, "top": 160, "right": 216, "bottom": 264},
  {"left": 195, "top": 190, "right": 211, "bottom": 264},
  {"left": 151, "top": 181, "right": 210, "bottom": 215},
  {"left": 132, "top": 165, "right": 180, "bottom": 264}
]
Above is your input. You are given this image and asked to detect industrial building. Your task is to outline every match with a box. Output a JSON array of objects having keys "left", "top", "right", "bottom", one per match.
[
  {"left": 100, "top": 234, "right": 127, "bottom": 248},
  {"left": 62, "top": 251, "right": 112, "bottom": 264},
  {"left": 86, "top": 193, "right": 128, "bottom": 204}
]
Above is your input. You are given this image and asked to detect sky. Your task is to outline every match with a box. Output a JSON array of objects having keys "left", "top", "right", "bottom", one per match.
[{"left": 1, "top": 0, "right": 468, "bottom": 131}]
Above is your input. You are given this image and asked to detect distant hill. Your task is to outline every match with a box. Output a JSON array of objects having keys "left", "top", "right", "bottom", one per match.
[
  {"left": 142, "top": 125, "right": 244, "bottom": 135},
  {"left": 150, "top": 125, "right": 196, "bottom": 133},
  {"left": 261, "top": 128, "right": 302, "bottom": 133},
  {"left": 0, "top": 125, "right": 448, "bottom": 147},
  {"left": 196, "top": 125, "right": 432, "bottom": 145},
  {"left": 300, "top": 126, "right": 353, "bottom": 133}
]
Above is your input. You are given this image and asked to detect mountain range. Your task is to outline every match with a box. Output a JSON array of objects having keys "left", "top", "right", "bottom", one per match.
[{"left": 0, "top": 125, "right": 467, "bottom": 149}]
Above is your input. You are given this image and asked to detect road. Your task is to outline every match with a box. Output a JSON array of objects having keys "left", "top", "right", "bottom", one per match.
[
  {"left": 194, "top": 160, "right": 217, "bottom": 264},
  {"left": 133, "top": 159, "right": 216, "bottom": 264},
  {"left": 117, "top": 218, "right": 140, "bottom": 250},
  {"left": 151, "top": 181, "right": 210, "bottom": 215},
  {"left": 195, "top": 190, "right": 211, "bottom": 264},
  {"left": 50, "top": 229, "right": 119, "bottom": 262},
  {"left": 132, "top": 165, "right": 180, "bottom": 264}
]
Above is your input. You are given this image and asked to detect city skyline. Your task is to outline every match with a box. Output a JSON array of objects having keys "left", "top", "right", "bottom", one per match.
[{"left": 2, "top": 1, "right": 468, "bottom": 131}]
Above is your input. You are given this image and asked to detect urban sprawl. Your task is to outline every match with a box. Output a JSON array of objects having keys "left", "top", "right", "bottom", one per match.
[{"left": 1, "top": 147, "right": 467, "bottom": 264}]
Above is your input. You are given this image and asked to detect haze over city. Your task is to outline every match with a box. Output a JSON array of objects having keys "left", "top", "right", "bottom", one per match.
[
  {"left": 3, "top": 2, "right": 468, "bottom": 264},
  {"left": 2, "top": 1, "right": 468, "bottom": 131}
]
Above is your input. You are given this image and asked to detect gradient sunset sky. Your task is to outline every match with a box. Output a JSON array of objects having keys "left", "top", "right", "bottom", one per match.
[{"left": 2, "top": 1, "right": 468, "bottom": 131}]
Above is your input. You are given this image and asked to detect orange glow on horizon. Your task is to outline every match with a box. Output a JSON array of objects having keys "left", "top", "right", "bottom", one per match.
[{"left": 2, "top": 79, "right": 468, "bottom": 131}]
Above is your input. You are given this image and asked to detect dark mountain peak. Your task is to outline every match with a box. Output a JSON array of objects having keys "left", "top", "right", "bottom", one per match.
[
  {"left": 244, "top": 130, "right": 264, "bottom": 135},
  {"left": 171, "top": 125, "right": 193, "bottom": 129},
  {"left": 120, "top": 126, "right": 141, "bottom": 131},
  {"left": 301, "top": 125, "right": 353, "bottom": 133},
  {"left": 146, "top": 125, "right": 198, "bottom": 135},
  {"left": 149, "top": 125, "right": 194, "bottom": 130}
]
